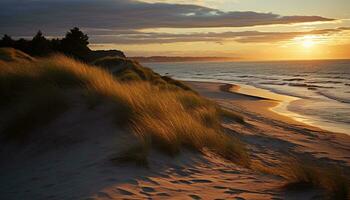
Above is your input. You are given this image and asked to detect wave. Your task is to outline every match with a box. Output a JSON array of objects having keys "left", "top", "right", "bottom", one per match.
[
  {"left": 236, "top": 75, "right": 279, "bottom": 81},
  {"left": 283, "top": 78, "right": 305, "bottom": 81},
  {"left": 292, "top": 74, "right": 308, "bottom": 77},
  {"left": 321, "top": 76, "right": 350, "bottom": 80},
  {"left": 322, "top": 72, "right": 350, "bottom": 75},
  {"left": 259, "top": 81, "right": 287, "bottom": 86},
  {"left": 306, "top": 80, "right": 343, "bottom": 84},
  {"left": 288, "top": 83, "right": 335, "bottom": 89},
  {"left": 236, "top": 75, "right": 256, "bottom": 78},
  {"left": 316, "top": 91, "right": 350, "bottom": 104}
]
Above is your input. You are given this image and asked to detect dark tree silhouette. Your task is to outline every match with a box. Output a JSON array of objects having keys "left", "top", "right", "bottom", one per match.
[
  {"left": 14, "top": 38, "right": 31, "bottom": 53},
  {"left": 0, "top": 34, "right": 15, "bottom": 47},
  {"left": 50, "top": 38, "right": 62, "bottom": 52},
  {"left": 60, "top": 27, "right": 90, "bottom": 59},
  {"left": 31, "top": 31, "right": 51, "bottom": 56},
  {"left": 0, "top": 27, "right": 96, "bottom": 60}
]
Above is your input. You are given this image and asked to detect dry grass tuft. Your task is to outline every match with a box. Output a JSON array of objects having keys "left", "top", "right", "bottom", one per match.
[
  {"left": 281, "top": 159, "right": 349, "bottom": 199},
  {"left": 251, "top": 158, "right": 349, "bottom": 199}
]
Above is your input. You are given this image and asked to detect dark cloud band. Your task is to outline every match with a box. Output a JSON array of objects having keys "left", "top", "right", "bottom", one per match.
[
  {"left": 87, "top": 27, "right": 349, "bottom": 44},
  {"left": 0, "top": 0, "right": 335, "bottom": 37}
]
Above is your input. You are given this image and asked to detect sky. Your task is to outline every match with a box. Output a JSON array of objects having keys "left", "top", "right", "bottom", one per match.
[{"left": 0, "top": 0, "right": 350, "bottom": 60}]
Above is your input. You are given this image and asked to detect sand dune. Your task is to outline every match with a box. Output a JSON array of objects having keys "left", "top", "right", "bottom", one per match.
[{"left": 1, "top": 81, "right": 349, "bottom": 199}]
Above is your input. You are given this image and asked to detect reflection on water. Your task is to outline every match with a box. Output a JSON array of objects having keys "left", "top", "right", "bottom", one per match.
[{"left": 145, "top": 59, "right": 350, "bottom": 135}]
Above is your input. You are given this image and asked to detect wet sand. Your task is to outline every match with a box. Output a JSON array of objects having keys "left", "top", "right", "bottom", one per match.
[{"left": 187, "top": 81, "right": 350, "bottom": 166}]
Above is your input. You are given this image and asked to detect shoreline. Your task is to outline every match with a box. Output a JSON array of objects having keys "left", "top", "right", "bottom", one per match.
[
  {"left": 185, "top": 80, "right": 349, "bottom": 135},
  {"left": 186, "top": 80, "right": 317, "bottom": 129},
  {"left": 186, "top": 80, "right": 350, "bottom": 167}
]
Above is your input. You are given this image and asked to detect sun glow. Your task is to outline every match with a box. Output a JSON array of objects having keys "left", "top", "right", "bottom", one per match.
[{"left": 301, "top": 35, "right": 316, "bottom": 48}]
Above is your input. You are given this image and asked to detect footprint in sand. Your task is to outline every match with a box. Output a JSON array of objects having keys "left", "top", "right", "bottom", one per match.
[
  {"left": 189, "top": 194, "right": 202, "bottom": 200},
  {"left": 213, "top": 185, "right": 227, "bottom": 190},
  {"left": 190, "top": 179, "right": 212, "bottom": 183},
  {"left": 141, "top": 186, "right": 156, "bottom": 193},
  {"left": 224, "top": 188, "right": 244, "bottom": 195},
  {"left": 170, "top": 179, "right": 192, "bottom": 184},
  {"left": 219, "top": 169, "right": 241, "bottom": 174},
  {"left": 141, "top": 177, "right": 160, "bottom": 185},
  {"left": 188, "top": 168, "right": 200, "bottom": 173},
  {"left": 156, "top": 192, "right": 170, "bottom": 197},
  {"left": 116, "top": 188, "right": 134, "bottom": 196}
]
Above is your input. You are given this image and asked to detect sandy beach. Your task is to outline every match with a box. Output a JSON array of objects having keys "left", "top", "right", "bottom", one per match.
[
  {"left": 2, "top": 1, "right": 350, "bottom": 197},
  {"left": 1, "top": 80, "right": 349, "bottom": 200},
  {"left": 188, "top": 81, "right": 350, "bottom": 166}
]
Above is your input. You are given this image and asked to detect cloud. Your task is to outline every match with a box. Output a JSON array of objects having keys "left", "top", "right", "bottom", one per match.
[
  {"left": 88, "top": 27, "right": 350, "bottom": 44},
  {"left": 0, "top": 0, "right": 335, "bottom": 36}
]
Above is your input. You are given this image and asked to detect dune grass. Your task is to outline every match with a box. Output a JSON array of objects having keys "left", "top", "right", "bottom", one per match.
[
  {"left": 0, "top": 54, "right": 248, "bottom": 165},
  {"left": 252, "top": 158, "right": 349, "bottom": 199},
  {"left": 281, "top": 159, "right": 349, "bottom": 199},
  {"left": 0, "top": 48, "right": 35, "bottom": 62},
  {"left": 93, "top": 56, "right": 195, "bottom": 92}
]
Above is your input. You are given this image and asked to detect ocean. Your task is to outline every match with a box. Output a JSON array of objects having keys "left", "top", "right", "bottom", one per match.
[{"left": 144, "top": 59, "right": 350, "bottom": 135}]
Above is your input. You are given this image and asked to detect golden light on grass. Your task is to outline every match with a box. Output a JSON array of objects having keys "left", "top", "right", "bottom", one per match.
[{"left": 0, "top": 52, "right": 248, "bottom": 166}]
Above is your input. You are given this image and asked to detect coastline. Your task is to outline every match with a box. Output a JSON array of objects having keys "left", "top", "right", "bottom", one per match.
[
  {"left": 185, "top": 80, "right": 349, "bottom": 135},
  {"left": 186, "top": 80, "right": 320, "bottom": 129},
  {"left": 186, "top": 81, "right": 350, "bottom": 166}
]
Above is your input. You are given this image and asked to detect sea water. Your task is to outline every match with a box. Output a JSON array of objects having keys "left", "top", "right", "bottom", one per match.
[{"left": 145, "top": 59, "right": 350, "bottom": 135}]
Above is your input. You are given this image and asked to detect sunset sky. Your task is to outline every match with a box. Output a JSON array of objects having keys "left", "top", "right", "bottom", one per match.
[{"left": 1, "top": 0, "right": 350, "bottom": 60}]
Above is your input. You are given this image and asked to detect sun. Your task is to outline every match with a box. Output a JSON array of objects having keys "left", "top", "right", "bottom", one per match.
[{"left": 301, "top": 35, "right": 316, "bottom": 48}]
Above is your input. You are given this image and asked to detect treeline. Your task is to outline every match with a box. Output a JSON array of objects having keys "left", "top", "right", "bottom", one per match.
[{"left": 0, "top": 27, "right": 90, "bottom": 60}]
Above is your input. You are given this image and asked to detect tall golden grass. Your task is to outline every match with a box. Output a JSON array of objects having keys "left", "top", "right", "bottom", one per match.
[
  {"left": 252, "top": 158, "right": 349, "bottom": 199},
  {"left": 0, "top": 54, "right": 248, "bottom": 165},
  {"left": 281, "top": 159, "right": 349, "bottom": 199}
]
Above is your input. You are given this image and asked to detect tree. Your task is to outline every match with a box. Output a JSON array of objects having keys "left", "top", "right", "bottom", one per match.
[
  {"left": 31, "top": 31, "right": 51, "bottom": 56},
  {"left": 61, "top": 27, "right": 90, "bottom": 59},
  {"left": 50, "top": 38, "right": 62, "bottom": 52},
  {"left": 0, "top": 27, "right": 92, "bottom": 59},
  {"left": 0, "top": 34, "right": 15, "bottom": 47},
  {"left": 14, "top": 38, "right": 31, "bottom": 53}
]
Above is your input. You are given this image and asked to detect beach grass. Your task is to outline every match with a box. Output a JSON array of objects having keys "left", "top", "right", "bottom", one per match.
[
  {"left": 281, "top": 159, "right": 349, "bottom": 200},
  {"left": 252, "top": 158, "right": 349, "bottom": 199},
  {"left": 0, "top": 54, "right": 248, "bottom": 165}
]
